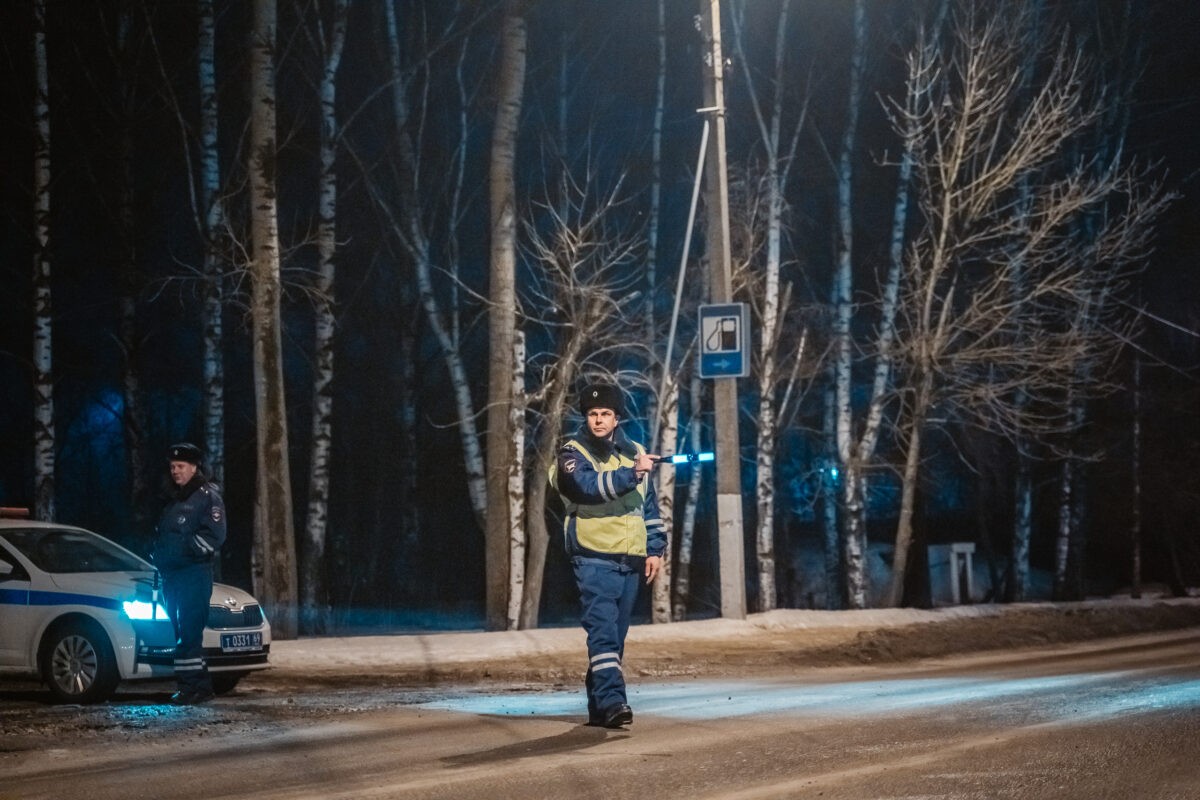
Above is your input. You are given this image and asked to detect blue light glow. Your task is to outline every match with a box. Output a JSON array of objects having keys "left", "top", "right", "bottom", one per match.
[
  {"left": 123, "top": 599, "right": 168, "bottom": 620},
  {"left": 419, "top": 672, "right": 1200, "bottom": 725}
]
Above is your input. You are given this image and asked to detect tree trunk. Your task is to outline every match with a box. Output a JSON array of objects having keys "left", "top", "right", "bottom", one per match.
[
  {"left": 31, "top": 0, "right": 55, "bottom": 522},
  {"left": 888, "top": 374, "right": 931, "bottom": 607},
  {"left": 197, "top": 0, "right": 227, "bottom": 496},
  {"left": 506, "top": 332, "right": 527, "bottom": 630},
  {"left": 754, "top": 370, "right": 777, "bottom": 611},
  {"left": 840, "top": 461, "right": 867, "bottom": 608},
  {"left": 519, "top": 470, "right": 549, "bottom": 631},
  {"left": 1130, "top": 353, "right": 1142, "bottom": 599},
  {"left": 821, "top": 383, "right": 840, "bottom": 609},
  {"left": 753, "top": 128, "right": 785, "bottom": 615},
  {"left": 249, "top": 0, "right": 298, "bottom": 639},
  {"left": 1008, "top": 453, "right": 1033, "bottom": 602},
  {"left": 1052, "top": 458, "right": 1074, "bottom": 601},
  {"left": 833, "top": 0, "right": 867, "bottom": 607},
  {"left": 396, "top": 278, "right": 420, "bottom": 601},
  {"left": 484, "top": 2, "right": 527, "bottom": 630},
  {"left": 1069, "top": 461, "right": 1088, "bottom": 599},
  {"left": 301, "top": 0, "right": 349, "bottom": 635},
  {"left": 517, "top": 375, "right": 570, "bottom": 632},
  {"left": 645, "top": 1, "right": 686, "bottom": 614},
  {"left": 673, "top": 373, "right": 704, "bottom": 621},
  {"left": 644, "top": 0, "right": 666, "bottom": 353},
  {"left": 652, "top": 379, "right": 679, "bottom": 622},
  {"left": 518, "top": 432, "right": 555, "bottom": 631},
  {"left": 116, "top": 2, "right": 150, "bottom": 540}
]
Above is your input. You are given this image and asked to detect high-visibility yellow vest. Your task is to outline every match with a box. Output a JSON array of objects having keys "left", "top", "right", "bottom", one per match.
[{"left": 550, "top": 437, "right": 649, "bottom": 556}]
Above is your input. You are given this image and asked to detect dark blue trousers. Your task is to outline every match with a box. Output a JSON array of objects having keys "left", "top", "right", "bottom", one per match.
[
  {"left": 572, "top": 556, "right": 642, "bottom": 717},
  {"left": 162, "top": 563, "right": 213, "bottom": 693}
]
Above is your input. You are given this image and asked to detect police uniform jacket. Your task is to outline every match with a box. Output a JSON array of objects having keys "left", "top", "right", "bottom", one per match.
[
  {"left": 550, "top": 425, "right": 667, "bottom": 560},
  {"left": 155, "top": 475, "right": 226, "bottom": 571}
]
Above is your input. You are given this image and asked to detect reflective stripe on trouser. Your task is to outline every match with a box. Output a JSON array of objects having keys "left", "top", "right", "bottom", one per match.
[
  {"left": 162, "top": 562, "right": 213, "bottom": 694},
  {"left": 573, "top": 556, "right": 642, "bottom": 715}
]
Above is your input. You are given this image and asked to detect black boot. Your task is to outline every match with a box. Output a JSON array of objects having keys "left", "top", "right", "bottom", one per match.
[{"left": 601, "top": 703, "right": 633, "bottom": 728}]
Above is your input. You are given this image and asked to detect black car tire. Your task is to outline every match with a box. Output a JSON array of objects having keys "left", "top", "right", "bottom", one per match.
[
  {"left": 211, "top": 671, "right": 247, "bottom": 695},
  {"left": 40, "top": 618, "right": 120, "bottom": 704}
]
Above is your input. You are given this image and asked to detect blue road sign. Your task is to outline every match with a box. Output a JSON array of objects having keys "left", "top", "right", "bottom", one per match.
[{"left": 698, "top": 302, "right": 750, "bottom": 378}]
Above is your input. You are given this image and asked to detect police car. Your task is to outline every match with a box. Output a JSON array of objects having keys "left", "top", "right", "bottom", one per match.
[{"left": 0, "top": 509, "right": 270, "bottom": 703}]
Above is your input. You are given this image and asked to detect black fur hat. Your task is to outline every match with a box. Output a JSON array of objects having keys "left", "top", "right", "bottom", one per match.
[
  {"left": 579, "top": 384, "right": 623, "bottom": 416},
  {"left": 168, "top": 442, "right": 204, "bottom": 465}
]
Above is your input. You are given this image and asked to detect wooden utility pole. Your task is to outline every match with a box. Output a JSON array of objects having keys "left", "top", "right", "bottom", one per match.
[{"left": 700, "top": 0, "right": 746, "bottom": 619}]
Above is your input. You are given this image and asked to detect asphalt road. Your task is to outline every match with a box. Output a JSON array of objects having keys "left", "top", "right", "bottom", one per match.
[{"left": 4, "top": 629, "right": 1200, "bottom": 799}]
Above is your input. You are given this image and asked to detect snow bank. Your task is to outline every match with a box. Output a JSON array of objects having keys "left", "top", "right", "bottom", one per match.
[{"left": 270, "top": 597, "right": 1200, "bottom": 674}]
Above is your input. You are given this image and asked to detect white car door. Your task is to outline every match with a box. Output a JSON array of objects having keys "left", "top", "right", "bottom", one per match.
[{"left": 0, "top": 545, "right": 35, "bottom": 667}]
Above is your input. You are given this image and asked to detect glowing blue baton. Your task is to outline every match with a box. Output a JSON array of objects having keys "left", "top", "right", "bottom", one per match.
[{"left": 652, "top": 452, "right": 715, "bottom": 465}]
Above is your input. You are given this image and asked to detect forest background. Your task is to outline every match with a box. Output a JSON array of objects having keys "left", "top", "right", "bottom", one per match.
[{"left": 2, "top": 0, "right": 1198, "bottom": 638}]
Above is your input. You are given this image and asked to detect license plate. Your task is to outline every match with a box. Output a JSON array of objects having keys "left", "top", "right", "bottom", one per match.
[{"left": 220, "top": 632, "right": 263, "bottom": 652}]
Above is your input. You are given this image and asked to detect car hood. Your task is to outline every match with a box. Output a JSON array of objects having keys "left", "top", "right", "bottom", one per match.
[
  {"left": 211, "top": 582, "right": 259, "bottom": 610},
  {"left": 47, "top": 570, "right": 158, "bottom": 603}
]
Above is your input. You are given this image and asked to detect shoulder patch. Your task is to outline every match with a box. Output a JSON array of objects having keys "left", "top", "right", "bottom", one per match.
[
  {"left": 211, "top": 506, "right": 223, "bottom": 522},
  {"left": 563, "top": 459, "right": 578, "bottom": 474}
]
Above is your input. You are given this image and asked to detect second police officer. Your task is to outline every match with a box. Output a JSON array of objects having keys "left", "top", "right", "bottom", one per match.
[{"left": 154, "top": 442, "right": 226, "bottom": 705}]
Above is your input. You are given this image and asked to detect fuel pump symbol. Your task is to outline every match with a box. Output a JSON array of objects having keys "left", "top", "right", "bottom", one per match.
[{"left": 706, "top": 316, "right": 738, "bottom": 352}]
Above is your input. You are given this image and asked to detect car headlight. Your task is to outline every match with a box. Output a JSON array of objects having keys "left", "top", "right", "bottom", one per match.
[{"left": 123, "top": 599, "right": 169, "bottom": 620}]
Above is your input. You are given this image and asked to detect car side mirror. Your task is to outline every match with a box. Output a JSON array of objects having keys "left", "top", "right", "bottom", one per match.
[{"left": 0, "top": 560, "right": 13, "bottom": 578}]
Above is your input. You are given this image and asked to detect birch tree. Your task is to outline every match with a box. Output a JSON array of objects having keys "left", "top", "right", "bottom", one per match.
[
  {"left": 377, "top": 0, "right": 488, "bottom": 534},
  {"left": 197, "top": 0, "right": 228, "bottom": 495},
  {"left": 673, "top": 372, "right": 706, "bottom": 620},
  {"left": 31, "top": 0, "right": 55, "bottom": 522},
  {"left": 726, "top": 162, "right": 811, "bottom": 612},
  {"left": 884, "top": 2, "right": 1170, "bottom": 606},
  {"left": 484, "top": 0, "right": 528, "bottom": 630},
  {"left": 643, "top": 0, "right": 666, "bottom": 358},
  {"left": 249, "top": 0, "right": 298, "bottom": 638},
  {"left": 300, "top": 0, "right": 349, "bottom": 634},
  {"left": 826, "top": 0, "right": 941, "bottom": 611},
  {"left": 650, "top": 379, "right": 678, "bottom": 621},
  {"left": 507, "top": 330, "right": 527, "bottom": 630},
  {"left": 1006, "top": 0, "right": 1045, "bottom": 603},
  {"left": 645, "top": 0, "right": 680, "bottom": 624},
  {"left": 730, "top": 0, "right": 810, "bottom": 612},
  {"left": 831, "top": 0, "right": 868, "bottom": 608},
  {"left": 1051, "top": 0, "right": 1144, "bottom": 601}
]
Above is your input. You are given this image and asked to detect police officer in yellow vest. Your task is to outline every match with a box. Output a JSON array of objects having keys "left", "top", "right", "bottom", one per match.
[{"left": 550, "top": 383, "right": 667, "bottom": 728}]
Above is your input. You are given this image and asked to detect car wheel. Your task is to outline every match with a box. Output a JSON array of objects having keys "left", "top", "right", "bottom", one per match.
[
  {"left": 211, "top": 672, "right": 247, "bottom": 695},
  {"left": 40, "top": 619, "right": 120, "bottom": 704}
]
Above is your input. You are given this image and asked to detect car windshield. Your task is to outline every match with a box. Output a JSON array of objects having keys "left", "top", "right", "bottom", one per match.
[{"left": 0, "top": 528, "right": 151, "bottom": 574}]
